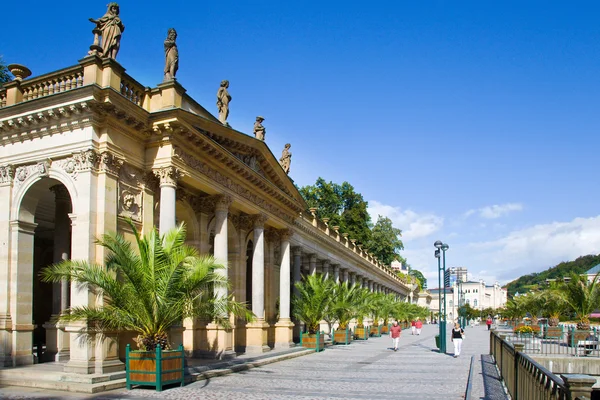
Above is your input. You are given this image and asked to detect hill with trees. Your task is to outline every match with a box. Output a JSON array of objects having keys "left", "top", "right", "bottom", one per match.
[{"left": 504, "top": 254, "right": 600, "bottom": 298}]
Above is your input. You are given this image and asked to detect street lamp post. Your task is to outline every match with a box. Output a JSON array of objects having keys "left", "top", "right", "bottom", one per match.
[{"left": 434, "top": 240, "right": 449, "bottom": 354}]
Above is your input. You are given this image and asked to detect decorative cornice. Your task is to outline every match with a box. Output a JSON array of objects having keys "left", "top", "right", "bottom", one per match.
[{"left": 173, "top": 145, "right": 297, "bottom": 224}]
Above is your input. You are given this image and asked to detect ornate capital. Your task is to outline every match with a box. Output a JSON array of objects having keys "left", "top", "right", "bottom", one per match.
[
  {"left": 279, "top": 229, "right": 293, "bottom": 241},
  {"left": 154, "top": 166, "right": 181, "bottom": 187},
  {"left": 322, "top": 259, "right": 330, "bottom": 267},
  {"left": 0, "top": 165, "right": 15, "bottom": 185},
  {"left": 292, "top": 246, "right": 303, "bottom": 256},
  {"left": 252, "top": 213, "right": 268, "bottom": 229},
  {"left": 99, "top": 151, "right": 124, "bottom": 176},
  {"left": 309, "top": 253, "right": 317, "bottom": 263},
  {"left": 214, "top": 194, "right": 233, "bottom": 212}
]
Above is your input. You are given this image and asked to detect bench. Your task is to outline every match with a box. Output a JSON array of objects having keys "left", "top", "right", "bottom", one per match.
[{"left": 576, "top": 340, "right": 599, "bottom": 356}]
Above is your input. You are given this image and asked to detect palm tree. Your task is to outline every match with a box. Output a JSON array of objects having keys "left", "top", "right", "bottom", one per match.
[
  {"left": 520, "top": 291, "right": 544, "bottom": 325},
  {"left": 541, "top": 288, "right": 567, "bottom": 327},
  {"left": 292, "top": 274, "right": 334, "bottom": 334},
  {"left": 559, "top": 273, "right": 600, "bottom": 330},
  {"left": 329, "top": 282, "right": 363, "bottom": 330},
  {"left": 504, "top": 298, "right": 526, "bottom": 324},
  {"left": 41, "top": 221, "right": 253, "bottom": 351}
]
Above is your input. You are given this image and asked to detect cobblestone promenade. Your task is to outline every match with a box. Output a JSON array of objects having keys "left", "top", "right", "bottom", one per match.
[{"left": 0, "top": 324, "right": 507, "bottom": 400}]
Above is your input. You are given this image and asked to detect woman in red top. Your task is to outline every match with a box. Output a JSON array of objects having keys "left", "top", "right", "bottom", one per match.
[
  {"left": 390, "top": 320, "right": 402, "bottom": 351},
  {"left": 415, "top": 319, "right": 423, "bottom": 335},
  {"left": 486, "top": 317, "right": 493, "bottom": 331}
]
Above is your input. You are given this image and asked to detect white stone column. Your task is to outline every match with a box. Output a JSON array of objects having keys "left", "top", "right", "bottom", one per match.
[
  {"left": 213, "top": 195, "right": 231, "bottom": 302},
  {"left": 308, "top": 254, "right": 317, "bottom": 275},
  {"left": 349, "top": 272, "right": 356, "bottom": 286},
  {"left": 252, "top": 215, "right": 267, "bottom": 319},
  {"left": 247, "top": 214, "right": 270, "bottom": 353},
  {"left": 333, "top": 265, "right": 340, "bottom": 284},
  {"left": 9, "top": 221, "right": 37, "bottom": 366},
  {"left": 0, "top": 167, "right": 13, "bottom": 367},
  {"left": 292, "top": 246, "right": 302, "bottom": 298},
  {"left": 342, "top": 268, "right": 349, "bottom": 284},
  {"left": 368, "top": 280, "right": 373, "bottom": 292},
  {"left": 275, "top": 229, "right": 294, "bottom": 348},
  {"left": 322, "top": 260, "right": 330, "bottom": 280},
  {"left": 155, "top": 166, "right": 180, "bottom": 234}
]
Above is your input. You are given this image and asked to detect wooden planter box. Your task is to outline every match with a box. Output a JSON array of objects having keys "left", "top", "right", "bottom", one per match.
[
  {"left": 568, "top": 330, "right": 592, "bottom": 347},
  {"left": 380, "top": 325, "right": 389, "bottom": 335},
  {"left": 545, "top": 326, "right": 563, "bottom": 339},
  {"left": 301, "top": 331, "right": 325, "bottom": 352},
  {"left": 126, "top": 344, "right": 185, "bottom": 392},
  {"left": 354, "top": 326, "right": 369, "bottom": 340},
  {"left": 333, "top": 328, "right": 352, "bottom": 345},
  {"left": 370, "top": 325, "right": 381, "bottom": 337}
]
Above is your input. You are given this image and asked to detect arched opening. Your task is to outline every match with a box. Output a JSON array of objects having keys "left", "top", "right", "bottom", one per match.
[{"left": 17, "top": 178, "right": 73, "bottom": 363}]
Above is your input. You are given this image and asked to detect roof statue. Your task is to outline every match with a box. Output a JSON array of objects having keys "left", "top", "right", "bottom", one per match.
[
  {"left": 88, "top": 2, "right": 125, "bottom": 59},
  {"left": 163, "top": 28, "right": 179, "bottom": 81},
  {"left": 279, "top": 143, "right": 291, "bottom": 174},
  {"left": 216, "top": 80, "right": 231, "bottom": 126},
  {"left": 254, "top": 116, "right": 266, "bottom": 141}
]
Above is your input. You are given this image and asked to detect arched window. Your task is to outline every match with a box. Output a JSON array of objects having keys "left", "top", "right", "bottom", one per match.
[
  {"left": 466, "top": 299, "right": 470, "bottom": 305},
  {"left": 474, "top": 299, "right": 478, "bottom": 307},
  {"left": 449, "top": 300, "right": 453, "bottom": 307}
]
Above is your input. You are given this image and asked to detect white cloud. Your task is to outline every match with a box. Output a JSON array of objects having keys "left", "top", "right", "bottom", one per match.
[
  {"left": 368, "top": 200, "right": 444, "bottom": 240},
  {"left": 466, "top": 215, "right": 600, "bottom": 283},
  {"left": 464, "top": 203, "right": 523, "bottom": 219}
]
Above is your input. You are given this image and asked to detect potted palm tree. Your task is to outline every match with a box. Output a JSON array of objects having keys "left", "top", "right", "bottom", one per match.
[
  {"left": 41, "top": 222, "right": 252, "bottom": 392},
  {"left": 369, "top": 292, "right": 385, "bottom": 337},
  {"left": 541, "top": 289, "right": 566, "bottom": 339},
  {"left": 560, "top": 273, "right": 600, "bottom": 346},
  {"left": 379, "top": 294, "right": 398, "bottom": 334},
  {"left": 353, "top": 289, "right": 371, "bottom": 340},
  {"left": 330, "top": 282, "right": 361, "bottom": 345},
  {"left": 293, "top": 274, "right": 333, "bottom": 352}
]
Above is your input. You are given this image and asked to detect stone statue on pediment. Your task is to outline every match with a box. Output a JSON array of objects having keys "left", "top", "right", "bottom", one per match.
[
  {"left": 217, "top": 80, "right": 231, "bottom": 126},
  {"left": 88, "top": 3, "right": 125, "bottom": 59},
  {"left": 279, "top": 143, "right": 291, "bottom": 174},
  {"left": 163, "top": 28, "right": 179, "bottom": 81},
  {"left": 254, "top": 116, "right": 265, "bottom": 141}
]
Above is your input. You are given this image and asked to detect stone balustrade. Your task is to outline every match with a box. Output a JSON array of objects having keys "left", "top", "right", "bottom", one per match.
[
  {"left": 298, "top": 212, "right": 409, "bottom": 291},
  {"left": 120, "top": 73, "right": 145, "bottom": 106},
  {"left": 20, "top": 66, "right": 84, "bottom": 102}
]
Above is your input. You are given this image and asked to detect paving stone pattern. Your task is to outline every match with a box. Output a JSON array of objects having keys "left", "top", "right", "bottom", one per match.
[{"left": 0, "top": 325, "right": 508, "bottom": 400}]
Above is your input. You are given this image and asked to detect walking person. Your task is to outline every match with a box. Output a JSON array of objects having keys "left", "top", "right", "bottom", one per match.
[
  {"left": 451, "top": 322, "right": 465, "bottom": 358},
  {"left": 390, "top": 320, "right": 402, "bottom": 351},
  {"left": 415, "top": 318, "right": 423, "bottom": 335},
  {"left": 411, "top": 320, "right": 416, "bottom": 335},
  {"left": 486, "top": 316, "right": 493, "bottom": 331}
]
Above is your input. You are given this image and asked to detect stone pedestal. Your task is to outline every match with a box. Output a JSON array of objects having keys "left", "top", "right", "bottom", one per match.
[
  {"left": 245, "top": 320, "right": 270, "bottom": 353},
  {"left": 204, "top": 323, "right": 235, "bottom": 359},
  {"left": 561, "top": 374, "right": 596, "bottom": 399},
  {"left": 274, "top": 319, "right": 295, "bottom": 349},
  {"left": 94, "top": 332, "right": 124, "bottom": 374}
]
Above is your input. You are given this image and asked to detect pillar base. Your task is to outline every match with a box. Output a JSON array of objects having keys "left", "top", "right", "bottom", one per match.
[
  {"left": 274, "top": 319, "right": 295, "bottom": 349},
  {"left": 199, "top": 323, "right": 235, "bottom": 359},
  {"left": 245, "top": 320, "right": 270, "bottom": 354},
  {"left": 64, "top": 359, "right": 95, "bottom": 374}
]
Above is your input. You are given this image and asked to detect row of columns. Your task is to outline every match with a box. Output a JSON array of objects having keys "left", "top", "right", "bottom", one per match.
[{"left": 292, "top": 247, "right": 398, "bottom": 295}]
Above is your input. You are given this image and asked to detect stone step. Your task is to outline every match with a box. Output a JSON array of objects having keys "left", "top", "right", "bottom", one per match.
[
  {"left": 0, "top": 376, "right": 126, "bottom": 394},
  {"left": 0, "top": 369, "right": 125, "bottom": 384}
]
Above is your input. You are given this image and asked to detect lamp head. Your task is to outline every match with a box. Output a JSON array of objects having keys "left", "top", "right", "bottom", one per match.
[
  {"left": 441, "top": 243, "right": 449, "bottom": 251},
  {"left": 434, "top": 249, "right": 440, "bottom": 258},
  {"left": 434, "top": 240, "right": 443, "bottom": 249}
]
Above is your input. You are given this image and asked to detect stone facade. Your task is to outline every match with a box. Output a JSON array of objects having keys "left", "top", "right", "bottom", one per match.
[{"left": 0, "top": 55, "right": 412, "bottom": 373}]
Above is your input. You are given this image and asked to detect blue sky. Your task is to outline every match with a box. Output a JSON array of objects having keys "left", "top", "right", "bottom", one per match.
[{"left": 3, "top": 1, "right": 600, "bottom": 286}]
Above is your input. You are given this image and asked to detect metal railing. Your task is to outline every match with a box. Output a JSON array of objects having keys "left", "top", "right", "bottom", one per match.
[
  {"left": 494, "top": 324, "right": 600, "bottom": 358},
  {"left": 490, "top": 331, "right": 596, "bottom": 400}
]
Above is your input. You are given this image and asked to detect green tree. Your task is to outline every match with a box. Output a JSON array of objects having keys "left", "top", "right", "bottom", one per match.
[
  {"left": 0, "top": 56, "right": 11, "bottom": 85},
  {"left": 409, "top": 268, "right": 427, "bottom": 289},
  {"left": 367, "top": 215, "right": 403, "bottom": 265},
  {"left": 299, "top": 178, "right": 372, "bottom": 245},
  {"left": 293, "top": 274, "right": 335, "bottom": 334},
  {"left": 41, "top": 221, "right": 252, "bottom": 351},
  {"left": 559, "top": 273, "right": 600, "bottom": 330}
]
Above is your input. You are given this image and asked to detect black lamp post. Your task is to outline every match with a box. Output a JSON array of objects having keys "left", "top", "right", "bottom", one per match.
[{"left": 434, "top": 240, "right": 449, "bottom": 354}]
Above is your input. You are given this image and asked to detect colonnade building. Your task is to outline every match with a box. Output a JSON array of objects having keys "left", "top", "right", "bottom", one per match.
[{"left": 0, "top": 55, "right": 413, "bottom": 374}]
